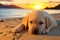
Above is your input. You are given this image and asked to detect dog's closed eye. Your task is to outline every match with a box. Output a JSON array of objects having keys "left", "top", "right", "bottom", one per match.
[
  {"left": 30, "top": 21, "right": 33, "bottom": 24},
  {"left": 39, "top": 21, "right": 44, "bottom": 25}
]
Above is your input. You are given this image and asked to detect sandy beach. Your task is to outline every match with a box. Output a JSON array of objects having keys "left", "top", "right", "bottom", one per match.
[{"left": 0, "top": 14, "right": 60, "bottom": 40}]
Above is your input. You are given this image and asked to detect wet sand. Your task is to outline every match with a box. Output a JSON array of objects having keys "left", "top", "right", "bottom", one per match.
[{"left": 0, "top": 14, "right": 60, "bottom": 40}]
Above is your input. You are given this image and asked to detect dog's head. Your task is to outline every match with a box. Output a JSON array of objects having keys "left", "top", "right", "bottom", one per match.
[
  {"left": 28, "top": 12, "right": 46, "bottom": 34},
  {"left": 15, "top": 11, "right": 51, "bottom": 34}
]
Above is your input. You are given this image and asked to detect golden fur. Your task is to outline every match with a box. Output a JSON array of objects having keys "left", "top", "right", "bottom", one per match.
[{"left": 14, "top": 10, "right": 57, "bottom": 34}]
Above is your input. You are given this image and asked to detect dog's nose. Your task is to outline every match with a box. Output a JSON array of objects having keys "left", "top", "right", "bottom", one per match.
[{"left": 32, "top": 28, "right": 39, "bottom": 34}]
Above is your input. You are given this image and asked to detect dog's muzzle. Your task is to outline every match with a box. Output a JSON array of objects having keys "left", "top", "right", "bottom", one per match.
[
  {"left": 32, "top": 28, "right": 39, "bottom": 34},
  {"left": 31, "top": 28, "right": 48, "bottom": 35}
]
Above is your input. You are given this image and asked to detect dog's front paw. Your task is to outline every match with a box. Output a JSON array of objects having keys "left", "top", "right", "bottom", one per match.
[{"left": 41, "top": 29, "right": 49, "bottom": 34}]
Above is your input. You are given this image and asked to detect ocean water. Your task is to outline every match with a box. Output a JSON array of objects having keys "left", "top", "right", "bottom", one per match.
[
  {"left": 0, "top": 8, "right": 60, "bottom": 19},
  {"left": 0, "top": 8, "right": 32, "bottom": 19}
]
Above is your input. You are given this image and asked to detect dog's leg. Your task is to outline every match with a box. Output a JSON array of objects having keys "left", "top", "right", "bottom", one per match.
[
  {"left": 13, "top": 23, "right": 25, "bottom": 33},
  {"left": 42, "top": 17, "right": 53, "bottom": 34},
  {"left": 45, "top": 24, "right": 55, "bottom": 33},
  {"left": 42, "top": 21, "right": 57, "bottom": 34},
  {"left": 42, "top": 28, "right": 51, "bottom": 34},
  {"left": 45, "top": 17, "right": 57, "bottom": 33}
]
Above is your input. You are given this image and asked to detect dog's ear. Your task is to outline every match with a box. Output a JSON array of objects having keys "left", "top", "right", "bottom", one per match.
[
  {"left": 45, "top": 17, "right": 51, "bottom": 29},
  {"left": 22, "top": 15, "right": 29, "bottom": 29}
]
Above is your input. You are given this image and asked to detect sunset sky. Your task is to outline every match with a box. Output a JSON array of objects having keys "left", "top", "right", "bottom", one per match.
[
  {"left": 0, "top": 0, "right": 60, "bottom": 9},
  {"left": 0, "top": 0, "right": 60, "bottom": 4}
]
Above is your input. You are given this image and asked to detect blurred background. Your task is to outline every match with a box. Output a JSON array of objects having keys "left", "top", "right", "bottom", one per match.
[{"left": 0, "top": 0, "right": 60, "bottom": 19}]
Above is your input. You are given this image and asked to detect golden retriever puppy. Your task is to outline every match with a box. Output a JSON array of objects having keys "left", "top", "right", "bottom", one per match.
[{"left": 14, "top": 10, "right": 57, "bottom": 34}]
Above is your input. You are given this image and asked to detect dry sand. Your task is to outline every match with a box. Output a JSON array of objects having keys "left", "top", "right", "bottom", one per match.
[{"left": 0, "top": 14, "right": 60, "bottom": 40}]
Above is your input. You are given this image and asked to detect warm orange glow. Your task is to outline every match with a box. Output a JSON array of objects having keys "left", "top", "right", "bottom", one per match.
[
  {"left": 34, "top": 4, "right": 46, "bottom": 10},
  {"left": 0, "top": 1, "right": 59, "bottom": 9},
  {"left": 34, "top": 3, "right": 47, "bottom": 10},
  {"left": 18, "top": 3, "right": 47, "bottom": 10},
  {"left": 34, "top": 5, "right": 41, "bottom": 10}
]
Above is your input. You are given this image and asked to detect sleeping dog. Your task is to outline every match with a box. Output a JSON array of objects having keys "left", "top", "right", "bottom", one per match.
[{"left": 13, "top": 10, "right": 57, "bottom": 34}]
